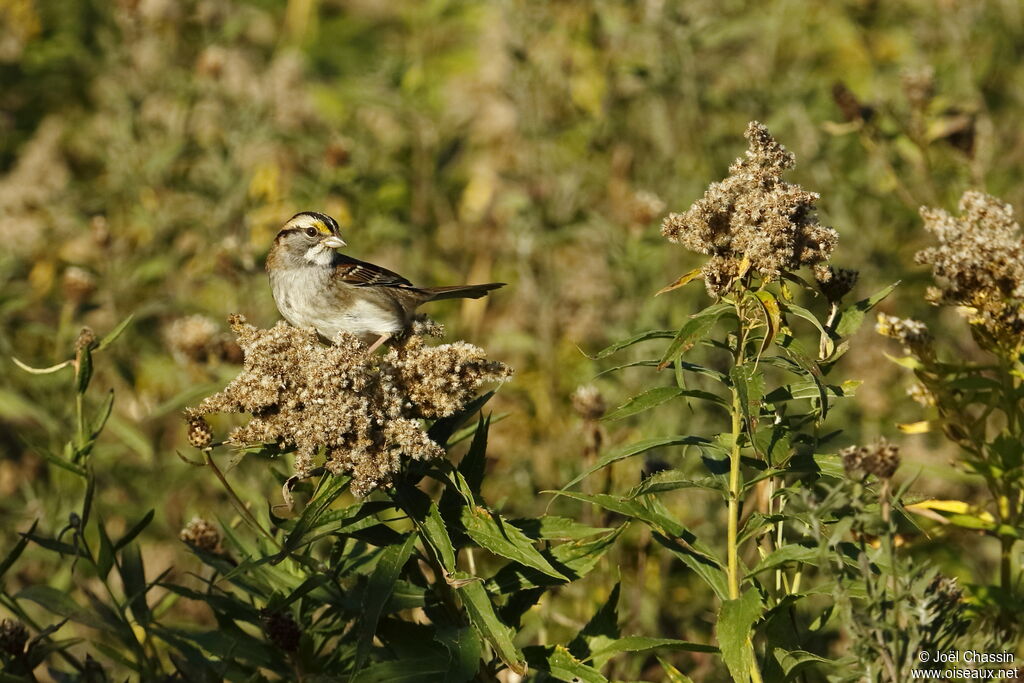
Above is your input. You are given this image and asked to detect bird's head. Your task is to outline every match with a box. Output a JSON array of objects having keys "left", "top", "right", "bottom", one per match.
[{"left": 271, "top": 211, "right": 347, "bottom": 268}]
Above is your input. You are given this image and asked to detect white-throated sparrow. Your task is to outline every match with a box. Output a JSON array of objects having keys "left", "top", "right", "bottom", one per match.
[{"left": 266, "top": 211, "right": 504, "bottom": 351}]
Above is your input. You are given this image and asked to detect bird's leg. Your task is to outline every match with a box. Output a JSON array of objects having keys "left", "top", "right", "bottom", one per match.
[{"left": 366, "top": 333, "right": 392, "bottom": 354}]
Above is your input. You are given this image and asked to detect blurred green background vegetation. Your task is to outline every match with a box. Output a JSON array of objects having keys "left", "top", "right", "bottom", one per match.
[{"left": 3, "top": 0, "right": 1024, "bottom": 676}]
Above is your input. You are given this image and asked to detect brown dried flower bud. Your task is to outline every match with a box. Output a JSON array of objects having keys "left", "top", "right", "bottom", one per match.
[
  {"left": 187, "top": 316, "right": 510, "bottom": 496},
  {"left": 630, "top": 190, "right": 666, "bottom": 225},
  {"left": 571, "top": 385, "right": 606, "bottom": 421},
  {"left": 74, "top": 327, "right": 97, "bottom": 352},
  {"left": 0, "top": 619, "right": 28, "bottom": 657},
  {"left": 876, "top": 313, "right": 933, "bottom": 357},
  {"left": 165, "top": 314, "right": 227, "bottom": 364},
  {"left": 661, "top": 122, "right": 838, "bottom": 297},
  {"left": 179, "top": 517, "right": 221, "bottom": 553},
  {"left": 185, "top": 414, "right": 213, "bottom": 448},
  {"left": 62, "top": 266, "right": 97, "bottom": 305},
  {"left": 259, "top": 609, "right": 301, "bottom": 652},
  {"left": 816, "top": 266, "right": 859, "bottom": 303},
  {"left": 840, "top": 438, "right": 900, "bottom": 480}
]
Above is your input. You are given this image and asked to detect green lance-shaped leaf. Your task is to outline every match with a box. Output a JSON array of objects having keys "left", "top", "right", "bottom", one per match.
[
  {"left": 428, "top": 390, "right": 495, "bottom": 446},
  {"left": 659, "top": 302, "right": 735, "bottom": 370},
  {"left": 776, "top": 335, "right": 829, "bottom": 418},
  {"left": 434, "top": 626, "right": 483, "bottom": 683},
  {"left": 625, "top": 471, "right": 726, "bottom": 499},
  {"left": 763, "top": 379, "right": 860, "bottom": 404},
  {"left": 276, "top": 473, "right": 351, "bottom": 561},
  {"left": 652, "top": 532, "right": 730, "bottom": 602},
  {"left": 16, "top": 586, "right": 108, "bottom": 631},
  {"left": 780, "top": 301, "right": 835, "bottom": 359},
  {"left": 751, "top": 289, "right": 782, "bottom": 356},
  {"left": 659, "top": 656, "right": 698, "bottom": 683},
  {"left": 509, "top": 516, "right": 612, "bottom": 541},
  {"left": 569, "top": 582, "right": 621, "bottom": 664},
  {"left": 587, "top": 637, "right": 718, "bottom": 661},
  {"left": 561, "top": 435, "right": 713, "bottom": 491},
  {"left": 75, "top": 344, "right": 93, "bottom": 395},
  {"left": 832, "top": 282, "right": 898, "bottom": 339},
  {"left": 772, "top": 648, "right": 845, "bottom": 679},
  {"left": 354, "top": 533, "right": 418, "bottom": 675},
  {"left": 460, "top": 413, "right": 490, "bottom": 497},
  {"left": 488, "top": 525, "right": 625, "bottom": 594},
  {"left": 423, "top": 500, "right": 457, "bottom": 573},
  {"left": 746, "top": 544, "right": 819, "bottom": 578},
  {"left": 655, "top": 266, "right": 704, "bottom": 296},
  {"left": 354, "top": 654, "right": 452, "bottom": 682},
  {"left": 95, "top": 517, "right": 116, "bottom": 579},
  {"left": 91, "top": 389, "right": 115, "bottom": 439},
  {"left": 524, "top": 645, "right": 607, "bottom": 683},
  {"left": 456, "top": 575, "right": 528, "bottom": 675},
  {"left": 96, "top": 314, "right": 135, "bottom": 352},
  {"left": 120, "top": 543, "right": 151, "bottom": 625},
  {"left": 0, "top": 520, "right": 36, "bottom": 580},
  {"left": 586, "top": 329, "right": 676, "bottom": 360},
  {"left": 114, "top": 509, "right": 155, "bottom": 552},
  {"left": 730, "top": 364, "right": 765, "bottom": 429},
  {"left": 603, "top": 387, "right": 728, "bottom": 421},
  {"left": 461, "top": 506, "right": 567, "bottom": 580},
  {"left": 717, "top": 590, "right": 764, "bottom": 682}
]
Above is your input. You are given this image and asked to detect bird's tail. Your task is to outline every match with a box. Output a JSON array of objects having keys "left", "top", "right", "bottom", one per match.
[{"left": 422, "top": 282, "right": 505, "bottom": 302}]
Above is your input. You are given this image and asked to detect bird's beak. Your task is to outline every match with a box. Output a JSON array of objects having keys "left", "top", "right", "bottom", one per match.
[{"left": 323, "top": 236, "right": 347, "bottom": 249}]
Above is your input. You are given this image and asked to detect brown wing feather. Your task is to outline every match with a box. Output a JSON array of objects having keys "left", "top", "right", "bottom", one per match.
[{"left": 332, "top": 254, "right": 418, "bottom": 289}]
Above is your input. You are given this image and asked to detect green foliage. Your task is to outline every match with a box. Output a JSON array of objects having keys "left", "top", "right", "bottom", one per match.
[{"left": 3, "top": 0, "right": 1024, "bottom": 680}]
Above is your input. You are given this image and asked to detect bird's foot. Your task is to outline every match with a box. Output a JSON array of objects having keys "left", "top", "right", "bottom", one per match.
[{"left": 366, "top": 333, "right": 392, "bottom": 355}]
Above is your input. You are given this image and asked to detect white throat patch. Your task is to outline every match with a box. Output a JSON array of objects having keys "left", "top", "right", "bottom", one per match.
[{"left": 304, "top": 243, "right": 335, "bottom": 266}]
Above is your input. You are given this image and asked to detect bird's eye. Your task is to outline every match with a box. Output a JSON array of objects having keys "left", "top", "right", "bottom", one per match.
[{"left": 305, "top": 227, "right": 319, "bottom": 238}]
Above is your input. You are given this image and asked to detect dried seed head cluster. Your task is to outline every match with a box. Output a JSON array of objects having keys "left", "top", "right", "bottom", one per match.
[
  {"left": 74, "top": 327, "right": 96, "bottom": 353},
  {"left": 840, "top": 438, "right": 901, "bottom": 480},
  {"left": 916, "top": 191, "right": 1024, "bottom": 352},
  {"left": 185, "top": 315, "right": 510, "bottom": 496},
  {"left": 571, "top": 385, "right": 606, "bottom": 421},
  {"left": 165, "top": 314, "right": 242, "bottom": 364},
  {"left": 386, "top": 335, "right": 509, "bottom": 419},
  {"left": 661, "top": 121, "right": 838, "bottom": 297},
  {"left": 876, "top": 313, "right": 933, "bottom": 358},
  {"left": 179, "top": 517, "right": 221, "bottom": 553},
  {"left": 816, "top": 266, "right": 859, "bottom": 304},
  {"left": 186, "top": 415, "right": 213, "bottom": 449},
  {"left": 62, "top": 266, "right": 97, "bottom": 305}
]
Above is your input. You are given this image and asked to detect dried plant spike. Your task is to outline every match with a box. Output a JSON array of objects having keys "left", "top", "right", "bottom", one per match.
[
  {"left": 185, "top": 315, "right": 509, "bottom": 496},
  {"left": 816, "top": 266, "right": 859, "bottom": 303},
  {"left": 661, "top": 121, "right": 838, "bottom": 297},
  {"left": 571, "top": 384, "right": 606, "bottom": 421},
  {"left": 840, "top": 438, "right": 901, "bottom": 480},
  {"left": 186, "top": 415, "right": 213, "bottom": 448},
  {"left": 876, "top": 313, "right": 933, "bottom": 358},
  {"left": 179, "top": 517, "right": 222, "bottom": 553},
  {"left": 916, "top": 191, "right": 1024, "bottom": 352}
]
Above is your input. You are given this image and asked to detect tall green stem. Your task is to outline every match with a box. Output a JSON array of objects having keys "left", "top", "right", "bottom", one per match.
[
  {"left": 726, "top": 299, "right": 763, "bottom": 683},
  {"left": 728, "top": 390, "right": 742, "bottom": 600},
  {"left": 727, "top": 300, "right": 747, "bottom": 599}
]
